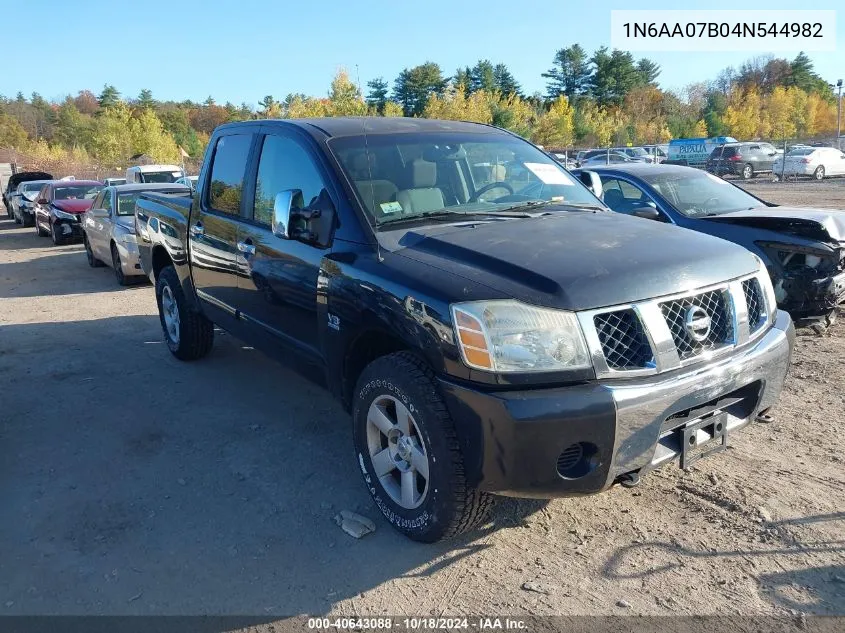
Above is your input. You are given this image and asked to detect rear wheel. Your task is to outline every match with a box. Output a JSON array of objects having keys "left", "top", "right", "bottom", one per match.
[
  {"left": 741, "top": 164, "right": 753, "bottom": 180},
  {"left": 84, "top": 234, "right": 104, "bottom": 267},
  {"left": 111, "top": 243, "right": 128, "bottom": 286},
  {"left": 155, "top": 265, "right": 214, "bottom": 361},
  {"left": 813, "top": 165, "right": 825, "bottom": 180},
  {"left": 352, "top": 351, "right": 493, "bottom": 542}
]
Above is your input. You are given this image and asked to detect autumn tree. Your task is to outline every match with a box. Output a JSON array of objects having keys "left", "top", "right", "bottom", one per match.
[
  {"left": 532, "top": 96, "right": 575, "bottom": 147},
  {"left": 722, "top": 87, "right": 763, "bottom": 139},
  {"left": 328, "top": 68, "right": 366, "bottom": 116},
  {"left": 0, "top": 112, "right": 28, "bottom": 148},
  {"left": 130, "top": 108, "right": 180, "bottom": 163}
]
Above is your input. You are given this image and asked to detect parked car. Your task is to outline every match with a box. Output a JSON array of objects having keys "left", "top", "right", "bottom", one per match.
[
  {"left": 12, "top": 179, "right": 53, "bottom": 226},
  {"left": 642, "top": 144, "right": 668, "bottom": 163},
  {"left": 82, "top": 183, "right": 190, "bottom": 285},
  {"left": 611, "top": 147, "right": 656, "bottom": 163},
  {"left": 573, "top": 163, "right": 845, "bottom": 321},
  {"left": 33, "top": 180, "right": 103, "bottom": 245},
  {"left": 580, "top": 150, "right": 636, "bottom": 166},
  {"left": 103, "top": 177, "right": 127, "bottom": 186},
  {"left": 136, "top": 118, "right": 792, "bottom": 542},
  {"left": 125, "top": 164, "right": 185, "bottom": 184},
  {"left": 772, "top": 147, "right": 845, "bottom": 180},
  {"left": 3, "top": 171, "right": 53, "bottom": 220},
  {"left": 174, "top": 175, "right": 199, "bottom": 191},
  {"left": 705, "top": 142, "right": 779, "bottom": 179}
]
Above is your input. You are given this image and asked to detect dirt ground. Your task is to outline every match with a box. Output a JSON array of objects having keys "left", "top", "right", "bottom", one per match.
[{"left": 1, "top": 180, "right": 844, "bottom": 618}]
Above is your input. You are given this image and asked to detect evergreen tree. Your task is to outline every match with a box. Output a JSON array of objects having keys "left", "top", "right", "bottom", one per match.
[{"left": 366, "top": 77, "right": 389, "bottom": 113}]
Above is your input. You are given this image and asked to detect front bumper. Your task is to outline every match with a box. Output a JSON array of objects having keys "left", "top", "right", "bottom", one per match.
[
  {"left": 53, "top": 217, "right": 84, "bottom": 239},
  {"left": 439, "top": 310, "right": 794, "bottom": 498},
  {"left": 115, "top": 240, "right": 144, "bottom": 276}
]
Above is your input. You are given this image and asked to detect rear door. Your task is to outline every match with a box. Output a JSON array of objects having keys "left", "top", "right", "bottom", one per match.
[
  {"left": 233, "top": 128, "right": 335, "bottom": 363},
  {"left": 190, "top": 132, "right": 257, "bottom": 317}
]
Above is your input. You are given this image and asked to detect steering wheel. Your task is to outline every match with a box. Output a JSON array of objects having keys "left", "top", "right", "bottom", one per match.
[{"left": 469, "top": 181, "right": 514, "bottom": 202}]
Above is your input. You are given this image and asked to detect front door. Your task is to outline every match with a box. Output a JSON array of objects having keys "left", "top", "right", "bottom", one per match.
[
  {"left": 234, "top": 131, "right": 332, "bottom": 363},
  {"left": 190, "top": 132, "right": 255, "bottom": 317}
]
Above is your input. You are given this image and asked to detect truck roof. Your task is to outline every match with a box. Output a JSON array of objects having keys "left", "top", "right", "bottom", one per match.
[
  {"left": 111, "top": 183, "right": 190, "bottom": 192},
  {"left": 215, "top": 117, "right": 505, "bottom": 139},
  {"left": 127, "top": 164, "right": 182, "bottom": 172}
]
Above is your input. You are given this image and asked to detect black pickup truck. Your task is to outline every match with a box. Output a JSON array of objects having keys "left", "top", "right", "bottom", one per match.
[{"left": 136, "top": 118, "right": 794, "bottom": 542}]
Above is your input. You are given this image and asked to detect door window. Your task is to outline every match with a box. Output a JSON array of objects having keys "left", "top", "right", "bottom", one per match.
[
  {"left": 207, "top": 133, "right": 253, "bottom": 215},
  {"left": 101, "top": 189, "right": 113, "bottom": 213},
  {"left": 600, "top": 177, "right": 655, "bottom": 214},
  {"left": 252, "top": 134, "right": 330, "bottom": 227}
]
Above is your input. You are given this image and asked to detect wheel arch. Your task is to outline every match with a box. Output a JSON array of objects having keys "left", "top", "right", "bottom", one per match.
[{"left": 341, "top": 328, "right": 415, "bottom": 411}]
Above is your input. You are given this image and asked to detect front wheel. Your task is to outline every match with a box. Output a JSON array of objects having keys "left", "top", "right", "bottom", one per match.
[
  {"left": 814, "top": 165, "right": 825, "bottom": 180},
  {"left": 352, "top": 352, "right": 493, "bottom": 542},
  {"left": 111, "top": 243, "right": 128, "bottom": 286},
  {"left": 155, "top": 265, "right": 214, "bottom": 361},
  {"left": 50, "top": 222, "right": 64, "bottom": 246}
]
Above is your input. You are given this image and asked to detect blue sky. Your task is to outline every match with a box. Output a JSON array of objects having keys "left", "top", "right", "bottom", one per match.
[{"left": 4, "top": 0, "right": 842, "bottom": 107}]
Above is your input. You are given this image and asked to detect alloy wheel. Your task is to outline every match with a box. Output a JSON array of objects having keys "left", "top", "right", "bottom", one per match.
[
  {"left": 161, "top": 285, "right": 180, "bottom": 346},
  {"left": 366, "top": 395, "right": 430, "bottom": 509}
]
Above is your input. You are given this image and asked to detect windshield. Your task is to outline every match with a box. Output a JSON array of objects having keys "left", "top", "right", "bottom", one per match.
[
  {"left": 787, "top": 148, "right": 814, "bottom": 156},
  {"left": 626, "top": 147, "right": 648, "bottom": 157},
  {"left": 54, "top": 185, "right": 101, "bottom": 200},
  {"left": 141, "top": 172, "right": 179, "bottom": 183},
  {"left": 116, "top": 193, "right": 141, "bottom": 216},
  {"left": 329, "top": 132, "right": 602, "bottom": 227},
  {"left": 639, "top": 170, "right": 761, "bottom": 217},
  {"left": 21, "top": 182, "right": 44, "bottom": 193}
]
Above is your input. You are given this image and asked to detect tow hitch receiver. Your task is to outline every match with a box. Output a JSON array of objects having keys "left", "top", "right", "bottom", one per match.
[{"left": 680, "top": 412, "right": 728, "bottom": 470}]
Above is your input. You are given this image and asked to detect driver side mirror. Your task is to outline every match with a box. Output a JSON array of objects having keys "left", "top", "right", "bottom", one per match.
[
  {"left": 577, "top": 171, "right": 603, "bottom": 199},
  {"left": 271, "top": 189, "right": 303, "bottom": 239},
  {"left": 89, "top": 208, "right": 109, "bottom": 219},
  {"left": 632, "top": 207, "right": 661, "bottom": 221}
]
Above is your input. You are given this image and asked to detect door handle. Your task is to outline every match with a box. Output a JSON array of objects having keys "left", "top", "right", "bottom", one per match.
[
  {"left": 237, "top": 240, "right": 255, "bottom": 255},
  {"left": 190, "top": 223, "right": 204, "bottom": 237}
]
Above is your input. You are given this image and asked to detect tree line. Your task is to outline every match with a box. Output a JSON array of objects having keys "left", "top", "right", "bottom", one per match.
[{"left": 0, "top": 49, "right": 839, "bottom": 169}]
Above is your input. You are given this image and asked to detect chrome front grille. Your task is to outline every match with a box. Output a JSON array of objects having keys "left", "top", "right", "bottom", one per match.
[
  {"left": 742, "top": 279, "right": 764, "bottom": 332},
  {"left": 593, "top": 309, "right": 653, "bottom": 370},
  {"left": 578, "top": 272, "right": 771, "bottom": 379},
  {"left": 659, "top": 290, "right": 733, "bottom": 360}
]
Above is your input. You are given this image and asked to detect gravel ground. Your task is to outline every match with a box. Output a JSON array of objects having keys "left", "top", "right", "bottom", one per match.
[{"left": 1, "top": 181, "right": 844, "bottom": 618}]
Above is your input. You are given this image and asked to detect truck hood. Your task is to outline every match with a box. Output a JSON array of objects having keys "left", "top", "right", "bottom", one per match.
[
  {"left": 386, "top": 211, "right": 758, "bottom": 311},
  {"left": 702, "top": 206, "right": 845, "bottom": 244},
  {"left": 52, "top": 199, "right": 94, "bottom": 214}
]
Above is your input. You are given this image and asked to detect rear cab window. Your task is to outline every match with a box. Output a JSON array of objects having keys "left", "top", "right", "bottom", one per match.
[{"left": 207, "top": 134, "right": 254, "bottom": 215}]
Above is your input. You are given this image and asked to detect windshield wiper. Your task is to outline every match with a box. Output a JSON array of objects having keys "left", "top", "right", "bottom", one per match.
[{"left": 377, "top": 209, "right": 537, "bottom": 227}]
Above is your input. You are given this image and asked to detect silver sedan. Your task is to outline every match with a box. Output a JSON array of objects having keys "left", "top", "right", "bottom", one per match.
[{"left": 82, "top": 183, "right": 189, "bottom": 285}]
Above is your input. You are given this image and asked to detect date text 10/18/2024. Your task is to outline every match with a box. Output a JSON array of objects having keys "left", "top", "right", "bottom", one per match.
[{"left": 307, "top": 617, "right": 528, "bottom": 630}]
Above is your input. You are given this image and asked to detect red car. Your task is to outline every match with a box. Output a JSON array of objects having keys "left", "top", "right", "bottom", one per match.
[{"left": 33, "top": 180, "right": 103, "bottom": 245}]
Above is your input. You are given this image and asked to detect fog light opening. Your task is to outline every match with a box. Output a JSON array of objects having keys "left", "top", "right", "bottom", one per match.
[{"left": 556, "top": 442, "right": 599, "bottom": 479}]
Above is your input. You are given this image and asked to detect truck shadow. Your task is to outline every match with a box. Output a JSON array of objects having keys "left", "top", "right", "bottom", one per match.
[
  {"left": 1, "top": 316, "right": 542, "bottom": 617},
  {"left": 601, "top": 512, "right": 845, "bottom": 614}
]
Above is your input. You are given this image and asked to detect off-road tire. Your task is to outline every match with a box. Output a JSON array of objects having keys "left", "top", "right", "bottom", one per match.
[
  {"left": 84, "top": 234, "right": 104, "bottom": 267},
  {"left": 155, "top": 265, "right": 214, "bottom": 361},
  {"left": 352, "top": 351, "right": 493, "bottom": 542}
]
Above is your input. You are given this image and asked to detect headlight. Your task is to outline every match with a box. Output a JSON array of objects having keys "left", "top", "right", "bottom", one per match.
[
  {"left": 53, "top": 209, "right": 76, "bottom": 220},
  {"left": 119, "top": 232, "right": 138, "bottom": 244},
  {"left": 752, "top": 255, "right": 778, "bottom": 322},
  {"left": 451, "top": 300, "right": 590, "bottom": 373}
]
